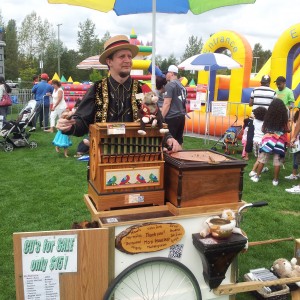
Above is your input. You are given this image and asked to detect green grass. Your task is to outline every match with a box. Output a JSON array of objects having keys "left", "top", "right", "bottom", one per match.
[{"left": 1, "top": 133, "right": 300, "bottom": 299}]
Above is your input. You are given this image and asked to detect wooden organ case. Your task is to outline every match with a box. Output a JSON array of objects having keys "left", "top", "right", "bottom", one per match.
[{"left": 88, "top": 123, "right": 166, "bottom": 211}]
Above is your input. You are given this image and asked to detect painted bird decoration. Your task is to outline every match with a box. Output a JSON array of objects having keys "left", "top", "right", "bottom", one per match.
[
  {"left": 119, "top": 175, "right": 131, "bottom": 185},
  {"left": 106, "top": 176, "right": 117, "bottom": 186},
  {"left": 148, "top": 173, "right": 158, "bottom": 183},
  {"left": 136, "top": 174, "right": 146, "bottom": 183}
]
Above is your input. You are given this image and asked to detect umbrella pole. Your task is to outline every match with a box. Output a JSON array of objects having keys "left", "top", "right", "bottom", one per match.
[
  {"left": 204, "top": 67, "right": 211, "bottom": 144},
  {"left": 151, "top": 0, "right": 156, "bottom": 91}
]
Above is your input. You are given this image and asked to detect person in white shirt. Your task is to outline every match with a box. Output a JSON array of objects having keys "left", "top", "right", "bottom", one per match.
[
  {"left": 45, "top": 79, "right": 67, "bottom": 133},
  {"left": 249, "top": 75, "right": 276, "bottom": 110}
]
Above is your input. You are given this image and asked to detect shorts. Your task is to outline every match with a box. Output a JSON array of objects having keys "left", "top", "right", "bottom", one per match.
[
  {"left": 253, "top": 142, "right": 261, "bottom": 157},
  {"left": 257, "top": 152, "right": 283, "bottom": 167}
]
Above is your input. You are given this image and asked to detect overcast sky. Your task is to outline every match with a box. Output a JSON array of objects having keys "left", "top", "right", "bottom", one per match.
[{"left": 1, "top": 0, "right": 299, "bottom": 59}]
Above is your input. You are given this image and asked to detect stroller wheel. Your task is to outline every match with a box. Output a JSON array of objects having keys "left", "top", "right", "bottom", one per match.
[
  {"left": 29, "top": 141, "right": 38, "bottom": 149},
  {"left": 4, "top": 142, "right": 14, "bottom": 152}
]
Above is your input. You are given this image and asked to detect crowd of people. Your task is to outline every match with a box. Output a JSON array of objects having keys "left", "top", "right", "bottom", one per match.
[
  {"left": 2, "top": 34, "right": 300, "bottom": 194},
  {"left": 243, "top": 73, "right": 300, "bottom": 193}
]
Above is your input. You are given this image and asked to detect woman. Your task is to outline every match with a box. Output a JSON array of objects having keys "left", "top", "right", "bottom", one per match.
[
  {"left": 250, "top": 98, "right": 290, "bottom": 186},
  {"left": 0, "top": 76, "right": 12, "bottom": 122},
  {"left": 45, "top": 79, "right": 67, "bottom": 133},
  {"left": 155, "top": 76, "right": 167, "bottom": 109}
]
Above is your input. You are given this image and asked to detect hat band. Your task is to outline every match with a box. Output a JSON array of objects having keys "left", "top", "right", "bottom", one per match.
[{"left": 105, "top": 40, "right": 130, "bottom": 51}]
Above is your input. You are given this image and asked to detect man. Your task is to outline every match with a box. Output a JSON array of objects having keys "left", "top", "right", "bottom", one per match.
[
  {"left": 30, "top": 73, "right": 53, "bottom": 132},
  {"left": 57, "top": 35, "right": 180, "bottom": 152},
  {"left": 249, "top": 75, "right": 275, "bottom": 110},
  {"left": 275, "top": 76, "right": 295, "bottom": 109},
  {"left": 161, "top": 65, "right": 186, "bottom": 146}
]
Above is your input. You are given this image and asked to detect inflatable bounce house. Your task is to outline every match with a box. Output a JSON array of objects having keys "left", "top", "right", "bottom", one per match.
[{"left": 185, "top": 23, "right": 300, "bottom": 136}]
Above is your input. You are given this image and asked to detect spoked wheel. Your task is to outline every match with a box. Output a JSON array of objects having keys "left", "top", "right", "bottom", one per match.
[
  {"left": 29, "top": 141, "right": 38, "bottom": 149},
  {"left": 103, "top": 257, "right": 202, "bottom": 300},
  {"left": 4, "top": 142, "right": 14, "bottom": 152}
]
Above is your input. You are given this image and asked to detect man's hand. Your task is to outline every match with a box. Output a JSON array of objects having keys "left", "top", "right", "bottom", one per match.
[
  {"left": 56, "top": 111, "right": 76, "bottom": 132},
  {"left": 165, "top": 137, "right": 182, "bottom": 153}
]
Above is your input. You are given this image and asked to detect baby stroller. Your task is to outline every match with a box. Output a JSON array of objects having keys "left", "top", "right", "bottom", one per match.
[
  {"left": 0, "top": 100, "right": 38, "bottom": 152},
  {"left": 211, "top": 116, "right": 243, "bottom": 155}
]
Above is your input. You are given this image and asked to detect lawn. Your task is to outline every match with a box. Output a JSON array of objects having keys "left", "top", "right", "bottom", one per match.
[{"left": 0, "top": 130, "right": 299, "bottom": 300}]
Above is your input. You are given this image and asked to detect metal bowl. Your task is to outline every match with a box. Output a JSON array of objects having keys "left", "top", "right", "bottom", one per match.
[{"left": 207, "top": 218, "right": 234, "bottom": 239}]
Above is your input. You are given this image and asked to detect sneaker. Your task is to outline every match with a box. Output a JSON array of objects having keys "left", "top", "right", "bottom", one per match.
[
  {"left": 286, "top": 185, "right": 300, "bottom": 194},
  {"left": 28, "top": 127, "right": 36, "bottom": 132},
  {"left": 272, "top": 179, "right": 279, "bottom": 186},
  {"left": 285, "top": 174, "right": 299, "bottom": 180},
  {"left": 250, "top": 175, "right": 260, "bottom": 182},
  {"left": 262, "top": 167, "right": 269, "bottom": 173},
  {"left": 249, "top": 171, "right": 257, "bottom": 177}
]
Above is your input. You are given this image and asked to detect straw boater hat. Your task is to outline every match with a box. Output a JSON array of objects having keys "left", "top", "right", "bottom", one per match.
[{"left": 99, "top": 35, "right": 139, "bottom": 64}]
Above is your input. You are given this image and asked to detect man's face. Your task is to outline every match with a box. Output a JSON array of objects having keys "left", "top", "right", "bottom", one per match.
[
  {"left": 276, "top": 81, "right": 286, "bottom": 91},
  {"left": 106, "top": 49, "right": 133, "bottom": 78},
  {"left": 166, "top": 71, "right": 173, "bottom": 81}
]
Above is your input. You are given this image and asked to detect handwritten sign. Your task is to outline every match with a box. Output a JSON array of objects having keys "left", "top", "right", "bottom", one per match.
[
  {"left": 23, "top": 273, "right": 60, "bottom": 300},
  {"left": 22, "top": 235, "right": 77, "bottom": 275},
  {"left": 211, "top": 102, "right": 228, "bottom": 117},
  {"left": 115, "top": 223, "right": 185, "bottom": 254}
]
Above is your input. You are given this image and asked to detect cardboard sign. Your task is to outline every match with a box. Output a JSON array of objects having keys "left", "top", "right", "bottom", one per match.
[
  {"left": 211, "top": 102, "right": 228, "bottom": 117},
  {"left": 115, "top": 223, "right": 185, "bottom": 254},
  {"left": 196, "top": 84, "right": 207, "bottom": 103},
  {"left": 190, "top": 100, "right": 201, "bottom": 111},
  {"left": 107, "top": 123, "right": 126, "bottom": 135},
  {"left": 22, "top": 235, "right": 78, "bottom": 275}
]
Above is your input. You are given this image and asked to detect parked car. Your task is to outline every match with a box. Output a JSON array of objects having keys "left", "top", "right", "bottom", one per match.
[{"left": 5, "top": 80, "right": 19, "bottom": 88}]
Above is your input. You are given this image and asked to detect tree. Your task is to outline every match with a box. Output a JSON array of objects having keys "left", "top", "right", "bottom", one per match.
[
  {"left": 99, "top": 31, "right": 111, "bottom": 53},
  {"left": 4, "top": 19, "right": 19, "bottom": 80},
  {"left": 252, "top": 43, "right": 272, "bottom": 74},
  {"left": 180, "top": 35, "right": 203, "bottom": 62},
  {"left": 159, "top": 54, "right": 178, "bottom": 74},
  {"left": 180, "top": 35, "right": 203, "bottom": 82},
  {"left": 77, "top": 19, "right": 100, "bottom": 58},
  {"left": 18, "top": 12, "right": 55, "bottom": 64},
  {"left": 0, "top": 9, "right": 5, "bottom": 29}
]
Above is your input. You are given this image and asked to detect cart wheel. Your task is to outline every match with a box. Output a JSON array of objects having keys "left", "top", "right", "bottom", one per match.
[
  {"left": 103, "top": 257, "right": 202, "bottom": 300},
  {"left": 29, "top": 141, "right": 38, "bottom": 149},
  {"left": 4, "top": 142, "right": 14, "bottom": 152}
]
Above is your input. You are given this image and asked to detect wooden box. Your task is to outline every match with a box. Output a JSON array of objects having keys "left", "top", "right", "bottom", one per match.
[
  {"left": 164, "top": 150, "right": 247, "bottom": 207},
  {"left": 89, "top": 122, "right": 166, "bottom": 211}
]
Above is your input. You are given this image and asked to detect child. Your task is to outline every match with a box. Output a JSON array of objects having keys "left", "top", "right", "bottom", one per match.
[
  {"left": 52, "top": 109, "right": 72, "bottom": 157},
  {"left": 248, "top": 106, "right": 268, "bottom": 176},
  {"left": 286, "top": 108, "right": 300, "bottom": 194},
  {"left": 241, "top": 117, "right": 250, "bottom": 160},
  {"left": 250, "top": 98, "right": 290, "bottom": 186},
  {"left": 285, "top": 108, "right": 300, "bottom": 180}
]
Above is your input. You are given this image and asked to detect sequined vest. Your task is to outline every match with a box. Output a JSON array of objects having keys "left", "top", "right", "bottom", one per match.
[{"left": 94, "top": 77, "right": 140, "bottom": 123}]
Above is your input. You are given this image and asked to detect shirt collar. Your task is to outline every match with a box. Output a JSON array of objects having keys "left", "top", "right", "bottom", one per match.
[{"left": 108, "top": 75, "right": 132, "bottom": 91}]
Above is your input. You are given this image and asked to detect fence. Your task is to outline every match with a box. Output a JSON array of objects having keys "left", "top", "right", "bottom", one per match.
[
  {"left": 8, "top": 89, "right": 34, "bottom": 118},
  {"left": 184, "top": 101, "right": 249, "bottom": 142}
]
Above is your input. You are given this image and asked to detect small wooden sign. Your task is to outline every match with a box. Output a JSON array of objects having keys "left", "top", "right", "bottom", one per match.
[{"left": 115, "top": 222, "right": 185, "bottom": 254}]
